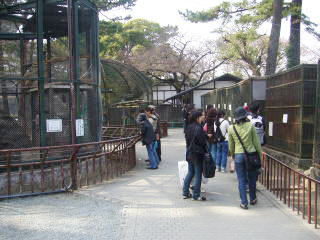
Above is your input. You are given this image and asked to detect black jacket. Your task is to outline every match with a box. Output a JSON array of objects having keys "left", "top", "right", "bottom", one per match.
[
  {"left": 140, "top": 119, "right": 156, "bottom": 145},
  {"left": 185, "top": 123, "right": 207, "bottom": 160}
]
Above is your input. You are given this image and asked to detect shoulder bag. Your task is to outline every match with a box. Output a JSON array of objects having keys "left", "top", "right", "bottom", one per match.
[{"left": 233, "top": 126, "right": 261, "bottom": 171}]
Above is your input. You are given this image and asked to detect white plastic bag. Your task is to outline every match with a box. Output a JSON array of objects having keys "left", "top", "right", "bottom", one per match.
[
  {"left": 228, "top": 156, "right": 235, "bottom": 172},
  {"left": 178, "top": 161, "right": 189, "bottom": 187}
]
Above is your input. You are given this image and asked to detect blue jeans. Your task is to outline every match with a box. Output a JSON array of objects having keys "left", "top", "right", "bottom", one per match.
[
  {"left": 216, "top": 141, "right": 228, "bottom": 169},
  {"left": 235, "top": 153, "right": 259, "bottom": 205},
  {"left": 183, "top": 159, "right": 202, "bottom": 199},
  {"left": 208, "top": 143, "right": 217, "bottom": 163},
  {"left": 146, "top": 142, "right": 159, "bottom": 169}
]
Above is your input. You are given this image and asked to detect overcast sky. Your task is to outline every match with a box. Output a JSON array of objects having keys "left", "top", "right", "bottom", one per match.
[{"left": 103, "top": 0, "right": 320, "bottom": 60}]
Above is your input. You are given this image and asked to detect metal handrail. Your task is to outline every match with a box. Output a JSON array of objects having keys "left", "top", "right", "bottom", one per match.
[
  {"left": 260, "top": 152, "right": 320, "bottom": 228},
  {"left": 0, "top": 134, "right": 140, "bottom": 200}
]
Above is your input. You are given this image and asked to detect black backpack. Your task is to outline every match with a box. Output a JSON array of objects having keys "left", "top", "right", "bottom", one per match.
[{"left": 215, "top": 120, "right": 226, "bottom": 142}]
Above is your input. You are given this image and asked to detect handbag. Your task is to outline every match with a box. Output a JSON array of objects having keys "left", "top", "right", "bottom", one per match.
[
  {"left": 202, "top": 151, "right": 216, "bottom": 178},
  {"left": 233, "top": 126, "right": 261, "bottom": 171}
]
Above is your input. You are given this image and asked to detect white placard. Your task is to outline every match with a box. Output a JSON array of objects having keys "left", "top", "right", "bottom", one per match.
[
  {"left": 283, "top": 114, "right": 288, "bottom": 123},
  {"left": 233, "top": 118, "right": 236, "bottom": 123},
  {"left": 224, "top": 104, "right": 226, "bottom": 109},
  {"left": 213, "top": 104, "right": 216, "bottom": 108},
  {"left": 228, "top": 117, "right": 232, "bottom": 122},
  {"left": 76, "top": 119, "right": 84, "bottom": 137},
  {"left": 218, "top": 104, "right": 220, "bottom": 108},
  {"left": 46, "top": 119, "right": 62, "bottom": 133},
  {"left": 244, "top": 102, "right": 247, "bottom": 106},
  {"left": 269, "top": 122, "right": 273, "bottom": 136},
  {"left": 229, "top": 104, "right": 232, "bottom": 111}
]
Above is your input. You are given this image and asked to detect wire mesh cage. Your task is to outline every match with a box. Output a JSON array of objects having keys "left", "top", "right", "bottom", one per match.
[
  {"left": 201, "top": 77, "right": 266, "bottom": 123},
  {"left": 0, "top": 0, "right": 101, "bottom": 150},
  {"left": 266, "top": 65, "right": 317, "bottom": 160}
]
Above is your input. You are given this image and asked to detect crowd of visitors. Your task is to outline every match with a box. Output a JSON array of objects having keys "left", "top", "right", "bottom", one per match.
[
  {"left": 137, "top": 102, "right": 265, "bottom": 209},
  {"left": 181, "top": 102, "right": 265, "bottom": 209}
]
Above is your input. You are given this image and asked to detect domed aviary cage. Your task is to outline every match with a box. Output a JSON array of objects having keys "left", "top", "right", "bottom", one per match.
[{"left": 0, "top": 0, "right": 101, "bottom": 149}]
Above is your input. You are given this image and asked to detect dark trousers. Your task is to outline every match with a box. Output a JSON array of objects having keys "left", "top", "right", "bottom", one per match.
[{"left": 156, "top": 139, "right": 161, "bottom": 161}]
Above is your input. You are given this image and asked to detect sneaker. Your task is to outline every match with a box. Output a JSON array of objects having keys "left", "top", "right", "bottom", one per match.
[
  {"left": 250, "top": 199, "right": 257, "bottom": 205},
  {"left": 183, "top": 193, "right": 192, "bottom": 199},
  {"left": 240, "top": 203, "right": 248, "bottom": 209},
  {"left": 192, "top": 196, "right": 206, "bottom": 201},
  {"left": 222, "top": 168, "right": 227, "bottom": 173}
]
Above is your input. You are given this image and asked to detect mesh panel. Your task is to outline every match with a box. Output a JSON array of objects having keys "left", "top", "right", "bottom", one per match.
[
  {"left": 46, "top": 87, "right": 72, "bottom": 146},
  {"left": 202, "top": 78, "right": 263, "bottom": 123},
  {"left": 266, "top": 65, "right": 317, "bottom": 159}
]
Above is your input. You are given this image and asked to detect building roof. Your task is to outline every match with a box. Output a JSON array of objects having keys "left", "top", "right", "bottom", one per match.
[{"left": 164, "top": 73, "right": 242, "bottom": 101}]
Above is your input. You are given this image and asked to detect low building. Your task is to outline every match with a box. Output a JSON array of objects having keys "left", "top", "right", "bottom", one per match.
[
  {"left": 150, "top": 82, "right": 189, "bottom": 105},
  {"left": 164, "top": 74, "right": 241, "bottom": 108}
]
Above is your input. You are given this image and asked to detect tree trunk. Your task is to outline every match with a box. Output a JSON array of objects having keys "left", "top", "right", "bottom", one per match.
[
  {"left": 265, "top": 0, "right": 283, "bottom": 75},
  {"left": 287, "top": 0, "right": 302, "bottom": 69}
]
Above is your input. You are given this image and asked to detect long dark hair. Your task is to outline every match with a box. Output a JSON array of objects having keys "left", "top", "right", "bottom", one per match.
[
  {"left": 206, "top": 108, "right": 217, "bottom": 127},
  {"left": 189, "top": 110, "right": 203, "bottom": 124}
]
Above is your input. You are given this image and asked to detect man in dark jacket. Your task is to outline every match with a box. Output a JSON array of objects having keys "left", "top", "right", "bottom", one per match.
[{"left": 139, "top": 113, "right": 159, "bottom": 170}]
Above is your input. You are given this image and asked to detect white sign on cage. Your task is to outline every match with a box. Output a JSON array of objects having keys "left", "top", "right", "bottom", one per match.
[
  {"left": 283, "top": 114, "right": 288, "bottom": 123},
  {"left": 76, "top": 119, "right": 84, "bottom": 137},
  {"left": 269, "top": 122, "right": 273, "bottom": 136},
  {"left": 46, "top": 119, "right": 62, "bottom": 132}
]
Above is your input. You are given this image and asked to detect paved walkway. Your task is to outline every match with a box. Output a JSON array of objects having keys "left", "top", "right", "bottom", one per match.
[{"left": 1, "top": 129, "right": 320, "bottom": 240}]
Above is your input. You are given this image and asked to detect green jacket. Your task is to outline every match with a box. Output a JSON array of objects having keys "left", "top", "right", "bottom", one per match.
[{"left": 228, "top": 121, "right": 262, "bottom": 160}]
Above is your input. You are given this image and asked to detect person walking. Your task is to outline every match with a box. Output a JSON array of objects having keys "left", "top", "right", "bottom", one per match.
[
  {"left": 214, "top": 110, "right": 229, "bottom": 172},
  {"left": 138, "top": 113, "right": 159, "bottom": 170},
  {"left": 228, "top": 106, "right": 262, "bottom": 209},
  {"left": 183, "top": 110, "right": 207, "bottom": 201}
]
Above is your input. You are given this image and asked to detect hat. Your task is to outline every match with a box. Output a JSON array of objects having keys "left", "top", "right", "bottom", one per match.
[
  {"left": 148, "top": 105, "right": 156, "bottom": 109},
  {"left": 234, "top": 106, "right": 248, "bottom": 121}
]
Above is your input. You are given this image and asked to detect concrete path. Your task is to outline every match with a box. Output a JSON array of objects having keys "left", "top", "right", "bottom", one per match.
[{"left": 1, "top": 129, "right": 320, "bottom": 240}]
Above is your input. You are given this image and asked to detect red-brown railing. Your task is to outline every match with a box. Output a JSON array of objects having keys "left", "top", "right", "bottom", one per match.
[
  {"left": 0, "top": 135, "right": 139, "bottom": 200},
  {"left": 260, "top": 153, "right": 320, "bottom": 228}
]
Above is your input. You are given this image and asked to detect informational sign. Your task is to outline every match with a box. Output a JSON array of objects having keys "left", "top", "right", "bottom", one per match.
[
  {"left": 269, "top": 122, "right": 273, "bottom": 136},
  {"left": 218, "top": 104, "right": 220, "bottom": 108},
  {"left": 283, "top": 114, "right": 288, "bottom": 123},
  {"left": 224, "top": 104, "right": 226, "bottom": 109},
  {"left": 76, "top": 119, "right": 84, "bottom": 137},
  {"left": 244, "top": 102, "right": 247, "bottom": 106},
  {"left": 213, "top": 104, "right": 216, "bottom": 108},
  {"left": 229, "top": 104, "right": 232, "bottom": 111},
  {"left": 46, "top": 119, "right": 62, "bottom": 133},
  {"left": 228, "top": 117, "right": 232, "bottom": 122}
]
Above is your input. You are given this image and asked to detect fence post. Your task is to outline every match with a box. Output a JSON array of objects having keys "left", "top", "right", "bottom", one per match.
[{"left": 71, "top": 146, "right": 80, "bottom": 190}]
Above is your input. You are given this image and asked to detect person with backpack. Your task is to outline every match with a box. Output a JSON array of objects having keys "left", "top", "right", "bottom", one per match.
[
  {"left": 214, "top": 110, "right": 230, "bottom": 172},
  {"left": 228, "top": 106, "right": 262, "bottom": 209},
  {"left": 247, "top": 103, "right": 266, "bottom": 146}
]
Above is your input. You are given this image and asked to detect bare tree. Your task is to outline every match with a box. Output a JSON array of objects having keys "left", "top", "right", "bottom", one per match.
[{"left": 129, "top": 38, "right": 227, "bottom": 92}]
